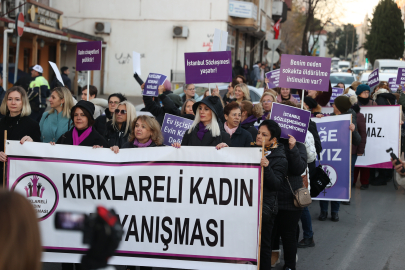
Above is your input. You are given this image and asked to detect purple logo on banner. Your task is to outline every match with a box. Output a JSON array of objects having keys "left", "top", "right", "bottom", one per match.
[
  {"left": 269, "top": 103, "right": 310, "bottom": 143},
  {"left": 368, "top": 68, "right": 379, "bottom": 87},
  {"left": 184, "top": 51, "right": 232, "bottom": 84},
  {"left": 76, "top": 41, "right": 102, "bottom": 71},
  {"left": 279, "top": 54, "right": 331, "bottom": 92},
  {"left": 396, "top": 68, "right": 405, "bottom": 85},
  {"left": 291, "top": 94, "right": 301, "bottom": 103},
  {"left": 265, "top": 69, "right": 280, "bottom": 89},
  {"left": 143, "top": 73, "right": 167, "bottom": 97},
  {"left": 389, "top": 78, "right": 399, "bottom": 92},
  {"left": 330, "top": 87, "right": 344, "bottom": 103},
  {"left": 161, "top": 114, "right": 194, "bottom": 145}
]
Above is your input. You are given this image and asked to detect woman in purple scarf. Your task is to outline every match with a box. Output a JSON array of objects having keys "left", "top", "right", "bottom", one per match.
[{"left": 240, "top": 100, "right": 263, "bottom": 141}]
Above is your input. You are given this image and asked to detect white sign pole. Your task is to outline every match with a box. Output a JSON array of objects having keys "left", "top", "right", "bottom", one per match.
[
  {"left": 87, "top": 70, "right": 90, "bottom": 101},
  {"left": 13, "top": 36, "right": 20, "bottom": 84},
  {"left": 301, "top": 90, "right": 305, "bottom": 109}
]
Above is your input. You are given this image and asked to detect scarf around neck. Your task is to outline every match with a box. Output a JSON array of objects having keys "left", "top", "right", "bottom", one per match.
[
  {"left": 73, "top": 127, "right": 92, "bottom": 145},
  {"left": 197, "top": 122, "right": 209, "bottom": 141},
  {"left": 224, "top": 122, "right": 238, "bottom": 137},
  {"left": 241, "top": 115, "right": 257, "bottom": 125},
  {"left": 357, "top": 96, "right": 370, "bottom": 105},
  {"left": 261, "top": 111, "right": 270, "bottom": 120},
  {"left": 133, "top": 138, "right": 152, "bottom": 147}
]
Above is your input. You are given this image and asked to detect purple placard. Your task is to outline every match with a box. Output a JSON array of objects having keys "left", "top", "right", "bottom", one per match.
[
  {"left": 184, "top": 51, "right": 232, "bottom": 84},
  {"left": 269, "top": 103, "right": 311, "bottom": 143},
  {"left": 389, "top": 78, "right": 399, "bottom": 92},
  {"left": 279, "top": 54, "right": 331, "bottom": 92},
  {"left": 142, "top": 73, "right": 167, "bottom": 97},
  {"left": 396, "top": 68, "right": 405, "bottom": 85},
  {"left": 329, "top": 87, "right": 344, "bottom": 103},
  {"left": 265, "top": 69, "right": 280, "bottom": 88},
  {"left": 291, "top": 94, "right": 301, "bottom": 103},
  {"left": 76, "top": 41, "right": 102, "bottom": 71},
  {"left": 161, "top": 114, "right": 193, "bottom": 145},
  {"left": 312, "top": 117, "right": 351, "bottom": 201},
  {"left": 368, "top": 68, "right": 379, "bottom": 87}
]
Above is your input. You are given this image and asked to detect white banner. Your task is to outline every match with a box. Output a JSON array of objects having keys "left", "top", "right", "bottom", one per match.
[
  {"left": 6, "top": 142, "right": 261, "bottom": 270},
  {"left": 321, "top": 105, "right": 401, "bottom": 168}
]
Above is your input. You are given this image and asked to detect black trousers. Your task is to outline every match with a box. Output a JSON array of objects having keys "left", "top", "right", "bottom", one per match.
[{"left": 260, "top": 212, "right": 277, "bottom": 270}]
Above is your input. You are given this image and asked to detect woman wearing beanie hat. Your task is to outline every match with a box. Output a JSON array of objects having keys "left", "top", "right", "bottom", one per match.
[{"left": 356, "top": 84, "right": 374, "bottom": 106}]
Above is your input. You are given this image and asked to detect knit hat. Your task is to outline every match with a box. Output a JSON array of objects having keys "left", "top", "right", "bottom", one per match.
[
  {"left": 303, "top": 96, "right": 318, "bottom": 110},
  {"left": 355, "top": 84, "right": 371, "bottom": 96},
  {"left": 163, "top": 80, "right": 172, "bottom": 91},
  {"left": 333, "top": 96, "right": 352, "bottom": 114},
  {"left": 71, "top": 100, "right": 95, "bottom": 120},
  {"left": 193, "top": 96, "right": 221, "bottom": 118},
  {"left": 259, "top": 120, "right": 281, "bottom": 140}
]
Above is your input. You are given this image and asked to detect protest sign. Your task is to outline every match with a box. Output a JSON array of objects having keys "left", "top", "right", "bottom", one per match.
[
  {"left": 368, "top": 68, "right": 379, "bottom": 88},
  {"left": 76, "top": 41, "right": 102, "bottom": 71},
  {"left": 6, "top": 142, "right": 261, "bottom": 270},
  {"left": 291, "top": 94, "right": 301, "bottom": 103},
  {"left": 312, "top": 114, "right": 351, "bottom": 201},
  {"left": 48, "top": 61, "right": 64, "bottom": 86},
  {"left": 396, "top": 68, "right": 405, "bottom": 85},
  {"left": 269, "top": 103, "right": 310, "bottom": 143},
  {"left": 278, "top": 54, "right": 331, "bottom": 92},
  {"left": 133, "top": 51, "right": 141, "bottom": 75},
  {"left": 184, "top": 51, "right": 232, "bottom": 84},
  {"left": 329, "top": 87, "right": 344, "bottom": 103},
  {"left": 265, "top": 69, "right": 280, "bottom": 89},
  {"left": 389, "top": 78, "right": 399, "bottom": 92},
  {"left": 143, "top": 73, "right": 167, "bottom": 97},
  {"left": 161, "top": 114, "right": 193, "bottom": 145}
]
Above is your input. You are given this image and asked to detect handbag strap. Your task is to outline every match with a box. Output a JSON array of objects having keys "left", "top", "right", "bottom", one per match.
[{"left": 285, "top": 176, "right": 296, "bottom": 196}]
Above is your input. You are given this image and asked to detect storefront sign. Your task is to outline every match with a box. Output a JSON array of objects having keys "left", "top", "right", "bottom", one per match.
[
  {"left": 27, "top": 3, "right": 63, "bottom": 30},
  {"left": 76, "top": 41, "right": 102, "bottom": 71},
  {"left": 229, "top": 0, "right": 258, "bottom": 20}
]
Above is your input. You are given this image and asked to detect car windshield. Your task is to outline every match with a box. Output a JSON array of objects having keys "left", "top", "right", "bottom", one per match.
[{"left": 330, "top": 75, "right": 355, "bottom": 85}]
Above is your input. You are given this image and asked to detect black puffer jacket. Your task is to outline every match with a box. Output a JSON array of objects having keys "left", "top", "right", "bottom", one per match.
[
  {"left": 182, "top": 124, "right": 232, "bottom": 146},
  {"left": 308, "top": 120, "right": 322, "bottom": 156},
  {"left": 241, "top": 119, "right": 258, "bottom": 141},
  {"left": 278, "top": 139, "right": 307, "bottom": 211},
  {"left": 229, "top": 125, "right": 253, "bottom": 147},
  {"left": 104, "top": 121, "right": 129, "bottom": 148},
  {"left": 93, "top": 108, "right": 112, "bottom": 137},
  {"left": 143, "top": 95, "right": 180, "bottom": 126},
  {"left": 375, "top": 92, "right": 396, "bottom": 105}
]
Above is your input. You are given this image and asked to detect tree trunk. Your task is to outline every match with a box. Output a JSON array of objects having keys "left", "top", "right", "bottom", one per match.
[{"left": 301, "top": 1, "right": 313, "bottom": 55}]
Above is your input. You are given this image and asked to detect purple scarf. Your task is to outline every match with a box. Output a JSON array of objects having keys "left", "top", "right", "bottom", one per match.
[
  {"left": 133, "top": 138, "right": 152, "bottom": 147},
  {"left": 72, "top": 127, "right": 92, "bottom": 146},
  {"left": 241, "top": 115, "right": 257, "bottom": 125},
  {"left": 196, "top": 122, "right": 209, "bottom": 141},
  {"left": 261, "top": 111, "right": 270, "bottom": 120}
]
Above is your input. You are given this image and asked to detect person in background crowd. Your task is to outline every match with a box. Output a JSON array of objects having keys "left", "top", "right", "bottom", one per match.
[
  {"left": 259, "top": 63, "right": 266, "bottom": 87},
  {"left": 0, "top": 86, "right": 41, "bottom": 186},
  {"left": 93, "top": 93, "right": 127, "bottom": 137},
  {"left": 0, "top": 73, "right": 5, "bottom": 118},
  {"left": 39, "top": 87, "right": 74, "bottom": 143},
  {"left": 172, "top": 96, "right": 231, "bottom": 148},
  {"left": 336, "top": 82, "right": 345, "bottom": 90},
  {"left": 14, "top": 66, "right": 33, "bottom": 91},
  {"left": 27, "top": 65, "right": 50, "bottom": 122},
  {"left": 303, "top": 96, "right": 322, "bottom": 117},
  {"left": 356, "top": 84, "right": 374, "bottom": 107},
  {"left": 347, "top": 68, "right": 352, "bottom": 73},
  {"left": 344, "top": 81, "right": 361, "bottom": 96},
  {"left": 233, "top": 60, "right": 244, "bottom": 77},
  {"left": 243, "top": 64, "right": 250, "bottom": 84},
  {"left": 223, "top": 78, "right": 238, "bottom": 105},
  {"left": 81, "top": 85, "right": 108, "bottom": 119},
  {"left": 252, "top": 61, "right": 261, "bottom": 87},
  {"left": 223, "top": 102, "right": 253, "bottom": 147},
  {"left": 253, "top": 120, "right": 287, "bottom": 269},
  {"left": 235, "top": 83, "right": 251, "bottom": 103},
  {"left": 104, "top": 101, "right": 136, "bottom": 148},
  {"left": 240, "top": 100, "right": 263, "bottom": 140},
  {"left": 371, "top": 81, "right": 389, "bottom": 98},
  {"left": 0, "top": 190, "right": 42, "bottom": 270},
  {"left": 373, "top": 81, "right": 396, "bottom": 105},
  {"left": 182, "top": 84, "right": 199, "bottom": 104},
  {"left": 55, "top": 100, "right": 108, "bottom": 148},
  {"left": 50, "top": 67, "right": 72, "bottom": 91},
  {"left": 260, "top": 92, "right": 277, "bottom": 120},
  {"left": 277, "top": 87, "right": 298, "bottom": 104},
  {"left": 162, "top": 80, "right": 173, "bottom": 95},
  {"left": 235, "top": 75, "right": 246, "bottom": 84},
  {"left": 181, "top": 98, "right": 196, "bottom": 120},
  {"left": 300, "top": 81, "right": 333, "bottom": 107}
]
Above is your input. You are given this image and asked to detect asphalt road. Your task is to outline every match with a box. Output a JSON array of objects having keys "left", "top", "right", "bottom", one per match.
[{"left": 42, "top": 180, "right": 405, "bottom": 270}]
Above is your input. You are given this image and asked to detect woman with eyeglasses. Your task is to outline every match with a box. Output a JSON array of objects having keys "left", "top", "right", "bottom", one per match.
[
  {"left": 93, "top": 93, "right": 127, "bottom": 137},
  {"left": 260, "top": 92, "right": 277, "bottom": 120},
  {"left": 182, "top": 84, "right": 199, "bottom": 104}
]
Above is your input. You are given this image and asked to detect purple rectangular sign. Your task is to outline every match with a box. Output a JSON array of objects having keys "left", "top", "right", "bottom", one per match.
[
  {"left": 279, "top": 54, "right": 331, "bottom": 92},
  {"left": 368, "top": 68, "right": 379, "bottom": 87},
  {"left": 389, "top": 78, "right": 399, "bottom": 92},
  {"left": 143, "top": 73, "right": 167, "bottom": 97},
  {"left": 291, "top": 94, "right": 301, "bottom": 103},
  {"left": 396, "top": 68, "right": 405, "bottom": 85},
  {"left": 329, "top": 87, "right": 344, "bottom": 103},
  {"left": 76, "top": 41, "right": 102, "bottom": 71},
  {"left": 184, "top": 51, "right": 232, "bottom": 84},
  {"left": 269, "top": 103, "right": 311, "bottom": 143},
  {"left": 265, "top": 69, "right": 280, "bottom": 89},
  {"left": 161, "top": 114, "right": 193, "bottom": 145}
]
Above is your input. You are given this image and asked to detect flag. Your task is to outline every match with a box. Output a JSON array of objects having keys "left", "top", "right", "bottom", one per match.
[{"left": 273, "top": 19, "right": 281, "bottom": 39}]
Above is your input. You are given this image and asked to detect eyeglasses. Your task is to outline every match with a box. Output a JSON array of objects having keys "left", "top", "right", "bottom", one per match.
[
  {"left": 263, "top": 100, "right": 273, "bottom": 103},
  {"left": 187, "top": 88, "right": 195, "bottom": 91},
  {"left": 109, "top": 101, "right": 119, "bottom": 105},
  {"left": 114, "top": 109, "right": 127, "bottom": 114}
]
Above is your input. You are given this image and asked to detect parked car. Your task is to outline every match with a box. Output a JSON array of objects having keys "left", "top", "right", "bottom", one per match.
[
  {"left": 374, "top": 59, "right": 405, "bottom": 72},
  {"left": 352, "top": 67, "right": 366, "bottom": 80},
  {"left": 329, "top": 72, "right": 356, "bottom": 89},
  {"left": 338, "top": 61, "right": 351, "bottom": 72},
  {"left": 218, "top": 85, "right": 263, "bottom": 103}
]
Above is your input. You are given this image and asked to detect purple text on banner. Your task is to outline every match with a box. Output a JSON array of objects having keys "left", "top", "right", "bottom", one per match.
[
  {"left": 278, "top": 54, "right": 331, "bottom": 92},
  {"left": 368, "top": 68, "right": 379, "bottom": 88},
  {"left": 76, "top": 41, "right": 102, "bottom": 71},
  {"left": 265, "top": 69, "right": 280, "bottom": 89},
  {"left": 396, "top": 68, "right": 405, "bottom": 85},
  {"left": 269, "top": 103, "right": 310, "bottom": 143},
  {"left": 329, "top": 87, "right": 344, "bottom": 103},
  {"left": 291, "top": 94, "right": 301, "bottom": 103},
  {"left": 184, "top": 51, "right": 232, "bottom": 84},
  {"left": 312, "top": 117, "right": 351, "bottom": 201},
  {"left": 143, "top": 73, "right": 167, "bottom": 97},
  {"left": 389, "top": 78, "right": 399, "bottom": 92},
  {"left": 161, "top": 114, "right": 194, "bottom": 145}
]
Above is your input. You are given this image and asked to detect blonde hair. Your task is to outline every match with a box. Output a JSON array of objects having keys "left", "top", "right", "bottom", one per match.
[
  {"left": 344, "top": 81, "right": 361, "bottom": 95},
  {"left": 235, "top": 83, "right": 250, "bottom": 101},
  {"left": 48, "top": 87, "right": 74, "bottom": 118},
  {"left": 188, "top": 109, "right": 221, "bottom": 137},
  {"left": 128, "top": 115, "right": 163, "bottom": 145},
  {"left": 181, "top": 99, "right": 196, "bottom": 115},
  {"left": 112, "top": 101, "right": 137, "bottom": 136},
  {"left": 260, "top": 92, "right": 277, "bottom": 103},
  {"left": 0, "top": 86, "right": 31, "bottom": 117},
  {"left": 241, "top": 100, "right": 263, "bottom": 118}
]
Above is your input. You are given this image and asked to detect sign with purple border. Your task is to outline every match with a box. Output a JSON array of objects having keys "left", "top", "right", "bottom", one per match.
[
  {"left": 329, "top": 87, "right": 344, "bottom": 103},
  {"left": 142, "top": 73, "right": 167, "bottom": 97},
  {"left": 312, "top": 114, "right": 351, "bottom": 201},
  {"left": 184, "top": 51, "right": 232, "bottom": 84},
  {"left": 279, "top": 54, "right": 331, "bottom": 92},
  {"left": 389, "top": 78, "right": 399, "bottom": 92},
  {"left": 265, "top": 69, "right": 280, "bottom": 89},
  {"left": 269, "top": 103, "right": 311, "bottom": 143},
  {"left": 76, "top": 41, "right": 102, "bottom": 71},
  {"left": 161, "top": 114, "right": 193, "bottom": 145},
  {"left": 368, "top": 68, "right": 379, "bottom": 87},
  {"left": 396, "top": 68, "right": 405, "bottom": 85}
]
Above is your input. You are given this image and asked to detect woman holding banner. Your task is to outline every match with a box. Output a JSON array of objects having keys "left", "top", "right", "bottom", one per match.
[
  {"left": 260, "top": 92, "right": 277, "bottom": 120},
  {"left": 223, "top": 102, "right": 253, "bottom": 147},
  {"left": 104, "top": 101, "right": 136, "bottom": 148},
  {"left": 235, "top": 83, "right": 251, "bottom": 103},
  {"left": 240, "top": 100, "right": 263, "bottom": 140},
  {"left": 94, "top": 93, "right": 127, "bottom": 137}
]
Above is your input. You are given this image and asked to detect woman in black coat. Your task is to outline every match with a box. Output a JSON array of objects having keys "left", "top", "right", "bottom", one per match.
[
  {"left": 240, "top": 100, "right": 263, "bottom": 141},
  {"left": 172, "top": 96, "right": 231, "bottom": 148},
  {"left": 253, "top": 120, "right": 287, "bottom": 269},
  {"left": 223, "top": 102, "right": 253, "bottom": 147},
  {"left": 93, "top": 93, "right": 127, "bottom": 137},
  {"left": 104, "top": 101, "right": 136, "bottom": 148},
  {"left": 0, "top": 86, "right": 41, "bottom": 186}
]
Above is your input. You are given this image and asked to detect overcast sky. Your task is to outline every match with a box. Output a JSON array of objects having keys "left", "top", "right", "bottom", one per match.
[{"left": 338, "top": 0, "right": 381, "bottom": 25}]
